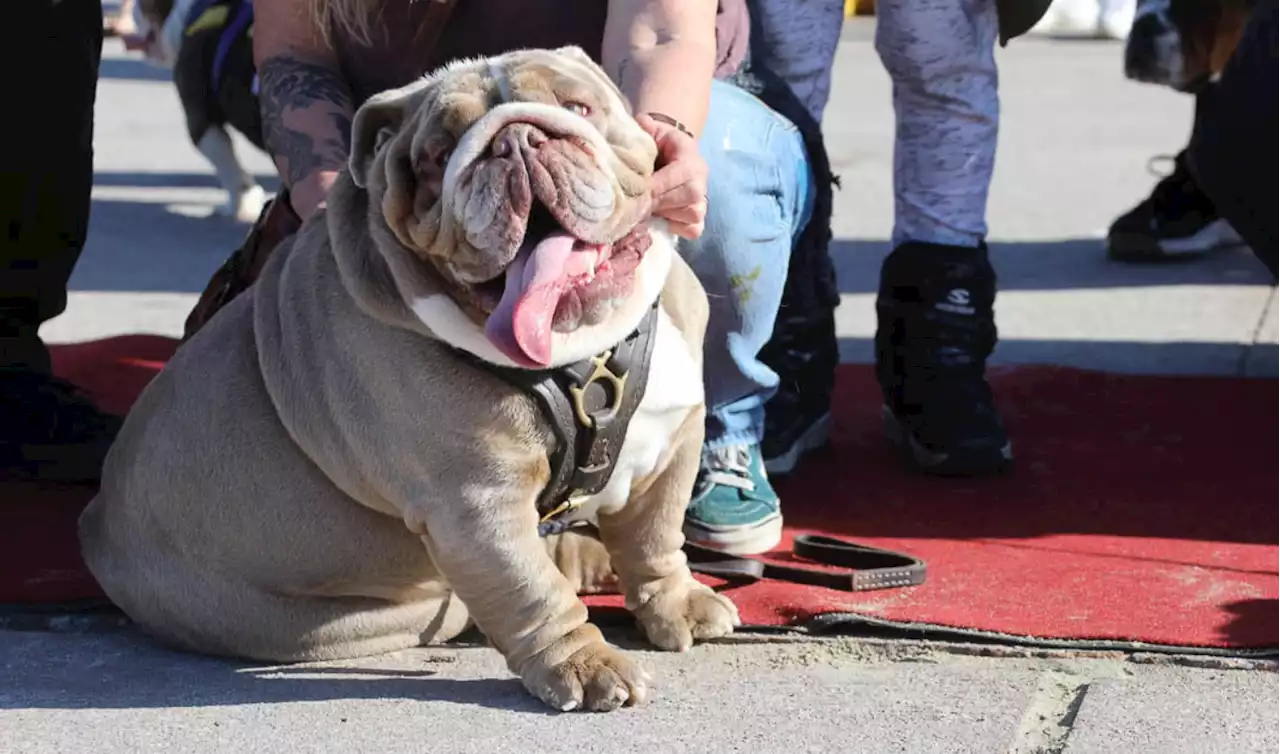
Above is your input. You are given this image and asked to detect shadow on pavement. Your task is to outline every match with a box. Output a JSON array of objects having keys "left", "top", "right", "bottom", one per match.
[
  {"left": 98, "top": 57, "right": 171, "bottom": 83},
  {"left": 77, "top": 170, "right": 282, "bottom": 294},
  {"left": 75, "top": 198, "right": 259, "bottom": 293},
  {"left": 831, "top": 238, "right": 1273, "bottom": 293},
  {"left": 0, "top": 631, "right": 550, "bottom": 713},
  {"left": 94, "top": 171, "right": 280, "bottom": 190}
]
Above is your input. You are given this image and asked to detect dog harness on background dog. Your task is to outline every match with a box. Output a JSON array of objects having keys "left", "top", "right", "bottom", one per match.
[
  {"left": 182, "top": 0, "right": 253, "bottom": 93},
  {"left": 456, "top": 300, "right": 928, "bottom": 593}
]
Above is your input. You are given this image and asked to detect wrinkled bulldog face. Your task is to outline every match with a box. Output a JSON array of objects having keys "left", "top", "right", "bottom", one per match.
[
  {"left": 349, "top": 47, "right": 664, "bottom": 369},
  {"left": 1125, "top": 0, "right": 1253, "bottom": 91}
]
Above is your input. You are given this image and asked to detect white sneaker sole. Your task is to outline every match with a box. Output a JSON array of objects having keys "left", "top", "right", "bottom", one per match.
[
  {"left": 683, "top": 514, "right": 784, "bottom": 557},
  {"left": 1156, "top": 218, "right": 1245, "bottom": 256}
]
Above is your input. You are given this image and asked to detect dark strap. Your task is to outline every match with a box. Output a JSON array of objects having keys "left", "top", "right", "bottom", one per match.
[
  {"left": 463, "top": 302, "right": 661, "bottom": 525},
  {"left": 685, "top": 534, "right": 927, "bottom": 592},
  {"left": 525, "top": 303, "right": 660, "bottom": 520},
  {"left": 211, "top": 0, "right": 252, "bottom": 93}
]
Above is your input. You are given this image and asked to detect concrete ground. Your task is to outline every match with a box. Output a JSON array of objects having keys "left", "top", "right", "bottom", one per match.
[
  {"left": 2, "top": 628, "right": 1276, "bottom": 754},
  {"left": 6, "top": 20, "right": 1277, "bottom": 754}
]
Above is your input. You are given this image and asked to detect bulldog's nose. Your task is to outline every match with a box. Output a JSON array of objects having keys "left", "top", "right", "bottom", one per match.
[{"left": 491, "top": 123, "right": 549, "bottom": 158}]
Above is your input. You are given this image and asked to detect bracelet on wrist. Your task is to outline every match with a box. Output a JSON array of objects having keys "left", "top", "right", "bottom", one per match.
[{"left": 646, "top": 112, "right": 695, "bottom": 140}]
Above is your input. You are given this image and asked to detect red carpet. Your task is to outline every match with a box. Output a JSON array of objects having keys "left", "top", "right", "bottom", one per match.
[{"left": 2, "top": 336, "right": 1276, "bottom": 651}]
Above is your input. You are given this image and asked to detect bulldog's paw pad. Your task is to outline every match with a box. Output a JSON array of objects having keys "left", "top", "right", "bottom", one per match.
[
  {"left": 637, "top": 582, "right": 740, "bottom": 653},
  {"left": 528, "top": 642, "right": 651, "bottom": 712}
]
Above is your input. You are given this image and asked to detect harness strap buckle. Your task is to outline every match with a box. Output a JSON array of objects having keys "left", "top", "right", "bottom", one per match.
[{"left": 567, "top": 350, "right": 629, "bottom": 429}]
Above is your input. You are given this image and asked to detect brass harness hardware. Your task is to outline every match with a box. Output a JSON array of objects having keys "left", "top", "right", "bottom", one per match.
[
  {"left": 455, "top": 302, "right": 658, "bottom": 535},
  {"left": 538, "top": 489, "right": 590, "bottom": 524},
  {"left": 567, "top": 350, "right": 629, "bottom": 429},
  {"left": 542, "top": 350, "right": 631, "bottom": 525}
]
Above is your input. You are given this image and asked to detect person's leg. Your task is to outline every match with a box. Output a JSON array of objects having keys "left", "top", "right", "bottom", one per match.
[
  {"left": 1107, "top": 88, "right": 1247, "bottom": 263},
  {"left": 1, "top": 0, "right": 121, "bottom": 482},
  {"left": 1188, "top": 0, "right": 1278, "bottom": 279},
  {"left": 874, "top": 0, "right": 1012, "bottom": 476},
  {"left": 738, "top": 0, "right": 845, "bottom": 477},
  {"left": 743, "top": 0, "right": 845, "bottom": 125},
  {"left": 681, "top": 79, "right": 814, "bottom": 556}
]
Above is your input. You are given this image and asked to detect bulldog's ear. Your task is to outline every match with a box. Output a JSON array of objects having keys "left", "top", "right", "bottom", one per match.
[
  {"left": 349, "top": 94, "right": 402, "bottom": 189},
  {"left": 349, "top": 84, "right": 424, "bottom": 189}
]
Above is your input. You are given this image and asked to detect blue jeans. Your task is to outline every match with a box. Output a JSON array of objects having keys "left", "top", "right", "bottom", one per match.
[{"left": 681, "top": 80, "right": 815, "bottom": 450}]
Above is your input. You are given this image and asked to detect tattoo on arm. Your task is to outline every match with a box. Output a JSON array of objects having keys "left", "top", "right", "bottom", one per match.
[{"left": 257, "top": 55, "right": 355, "bottom": 188}]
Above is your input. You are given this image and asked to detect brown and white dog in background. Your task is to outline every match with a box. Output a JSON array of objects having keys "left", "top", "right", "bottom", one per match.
[{"left": 1125, "top": 0, "right": 1257, "bottom": 90}]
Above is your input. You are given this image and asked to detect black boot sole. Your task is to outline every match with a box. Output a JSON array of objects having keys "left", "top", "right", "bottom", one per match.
[{"left": 882, "top": 406, "right": 1013, "bottom": 478}]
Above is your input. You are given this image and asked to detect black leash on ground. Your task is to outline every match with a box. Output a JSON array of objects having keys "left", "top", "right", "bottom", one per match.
[{"left": 684, "top": 535, "right": 926, "bottom": 592}]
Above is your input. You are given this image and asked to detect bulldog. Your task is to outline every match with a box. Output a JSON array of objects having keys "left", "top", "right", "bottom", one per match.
[
  {"left": 1125, "top": 0, "right": 1256, "bottom": 90},
  {"left": 78, "top": 46, "right": 739, "bottom": 713}
]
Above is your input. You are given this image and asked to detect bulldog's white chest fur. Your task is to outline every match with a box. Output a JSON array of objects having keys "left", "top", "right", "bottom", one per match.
[{"left": 566, "top": 309, "right": 703, "bottom": 524}]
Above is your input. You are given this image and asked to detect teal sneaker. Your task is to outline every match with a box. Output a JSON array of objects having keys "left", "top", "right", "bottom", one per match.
[{"left": 683, "top": 444, "right": 783, "bottom": 555}]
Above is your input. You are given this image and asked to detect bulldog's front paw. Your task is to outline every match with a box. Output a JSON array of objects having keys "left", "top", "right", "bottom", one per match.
[
  {"left": 522, "top": 639, "right": 652, "bottom": 712},
  {"left": 634, "top": 579, "right": 740, "bottom": 653}
]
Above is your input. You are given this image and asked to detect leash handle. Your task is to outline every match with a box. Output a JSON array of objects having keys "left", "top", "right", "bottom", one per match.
[{"left": 685, "top": 534, "right": 926, "bottom": 592}]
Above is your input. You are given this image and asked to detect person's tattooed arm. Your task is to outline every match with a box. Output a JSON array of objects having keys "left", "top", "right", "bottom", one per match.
[
  {"left": 602, "top": 0, "right": 718, "bottom": 135},
  {"left": 257, "top": 54, "right": 355, "bottom": 219}
]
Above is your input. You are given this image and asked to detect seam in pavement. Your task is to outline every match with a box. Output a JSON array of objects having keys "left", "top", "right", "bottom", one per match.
[
  {"left": 1004, "top": 671, "right": 1092, "bottom": 754},
  {"left": 1236, "top": 286, "right": 1278, "bottom": 376}
]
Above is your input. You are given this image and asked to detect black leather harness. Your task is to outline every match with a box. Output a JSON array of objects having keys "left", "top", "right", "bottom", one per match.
[
  {"left": 459, "top": 299, "right": 927, "bottom": 593},
  {"left": 464, "top": 302, "right": 662, "bottom": 536}
]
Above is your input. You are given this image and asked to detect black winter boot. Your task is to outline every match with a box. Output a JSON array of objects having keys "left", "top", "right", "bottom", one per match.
[{"left": 875, "top": 242, "right": 1011, "bottom": 476}]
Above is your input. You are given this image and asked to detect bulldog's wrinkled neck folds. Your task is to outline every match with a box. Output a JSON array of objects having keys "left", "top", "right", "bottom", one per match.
[{"left": 345, "top": 47, "right": 671, "bottom": 372}]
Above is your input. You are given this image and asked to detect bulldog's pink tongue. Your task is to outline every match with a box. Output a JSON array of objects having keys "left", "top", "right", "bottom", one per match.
[{"left": 485, "top": 231, "right": 590, "bottom": 367}]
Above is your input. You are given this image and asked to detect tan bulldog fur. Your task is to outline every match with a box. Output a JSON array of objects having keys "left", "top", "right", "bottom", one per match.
[{"left": 78, "top": 47, "right": 739, "bottom": 713}]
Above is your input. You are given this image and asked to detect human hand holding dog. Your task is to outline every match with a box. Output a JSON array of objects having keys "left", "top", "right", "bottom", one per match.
[{"left": 636, "top": 114, "right": 709, "bottom": 240}]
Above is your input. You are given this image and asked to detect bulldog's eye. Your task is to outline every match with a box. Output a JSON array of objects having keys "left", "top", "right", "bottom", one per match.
[{"left": 562, "top": 100, "right": 592, "bottom": 118}]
